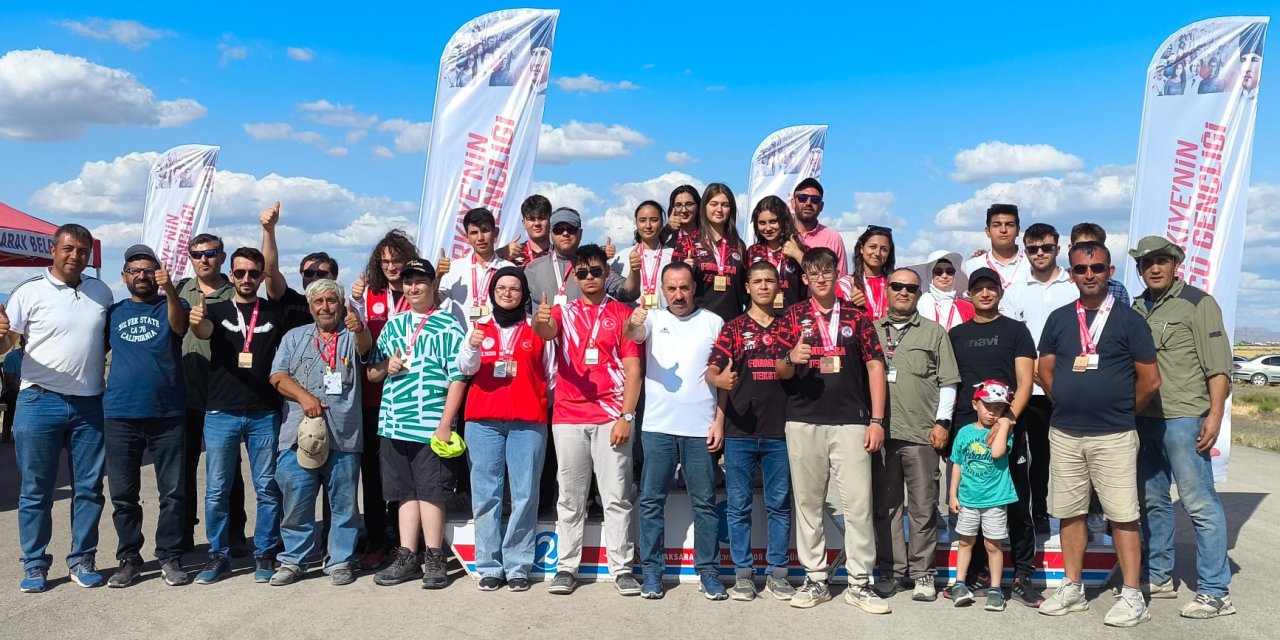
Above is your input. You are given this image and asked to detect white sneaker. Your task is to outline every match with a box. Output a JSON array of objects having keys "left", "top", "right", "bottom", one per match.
[
  {"left": 1181, "top": 593, "right": 1236, "bottom": 619},
  {"left": 912, "top": 576, "right": 937, "bottom": 602},
  {"left": 1104, "top": 591, "right": 1152, "bottom": 627},
  {"left": 1040, "top": 580, "right": 1089, "bottom": 616},
  {"left": 1148, "top": 579, "right": 1178, "bottom": 599}
]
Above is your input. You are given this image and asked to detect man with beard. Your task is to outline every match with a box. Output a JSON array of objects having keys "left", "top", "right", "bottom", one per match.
[{"left": 790, "top": 179, "right": 848, "bottom": 277}]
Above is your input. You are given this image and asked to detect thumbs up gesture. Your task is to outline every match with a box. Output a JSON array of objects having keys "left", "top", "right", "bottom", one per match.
[
  {"left": 506, "top": 237, "right": 523, "bottom": 261},
  {"left": 534, "top": 293, "right": 552, "bottom": 328},
  {"left": 468, "top": 325, "right": 484, "bottom": 348},
  {"left": 189, "top": 294, "right": 207, "bottom": 326},
  {"left": 604, "top": 237, "right": 616, "bottom": 260},
  {"left": 711, "top": 357, "right": 739, "bottom": 390},
  {"left": 344, "top": 301, "right": 363, "bottom": 333},
  {"left": 629, "top": 246, "right": 642, "bottom": 273},
  {"left": 437, "top": 249, "right": 452, "bottom": 277},
  {"left": 782, "top": 236, "right": 805, "bottom": 262},
  {"left": 388, "top": 348, "right": 406, "bottom": 376},
  {"left": 350, "top": 274, "right": 366, "bottom": 300},
  {"left": 627, "top": 304, "right": 647, "bottom": 330},
  {"left": 790, "top": 333, "right": 812, "bottom": 366},
  {"left": 0, "top": 303, "right": 9, "bottom": 335},
  {"left": 260, "top": 201, "right": 280, "bottom": 229}
]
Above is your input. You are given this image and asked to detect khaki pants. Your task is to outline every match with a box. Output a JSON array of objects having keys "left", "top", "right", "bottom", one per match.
[
  {"left": 552, "top": 422, "right": 635, "bottom": 577},
  {"left": 786, "top": 421, "right": 874, "bottom": 583},
  {"left": 872, "top": 439, "right": 941, "bottom": 579}
]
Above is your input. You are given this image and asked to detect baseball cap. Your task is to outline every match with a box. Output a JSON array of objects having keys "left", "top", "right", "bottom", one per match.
[
  {"left": 973, "top": 379, "right": 1012, "bottom": 405},
  {"left": 967, "top": 266, "right": 1003, "bottom": 292},
  {"left": 549, "top": 207, "right": 581, "bottom": 230},
  {"left": 430, "top": 431, "right": 467, "bottom": 459},
  {"left": 400, "top": 258, "right": 436, "bottom": 280},
  {"left": 1128, "top": 236, "right": 1186, "bottom": 263},
  {"left": 123, "top": 243, "right": 159, "bottom": 264},
  {"left": 296, "top": 415, "right": 330, "bottom": 469}
]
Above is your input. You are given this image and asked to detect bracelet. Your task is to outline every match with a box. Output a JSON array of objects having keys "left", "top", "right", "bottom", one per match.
[{"left": 869, "top": 417, "right": 885, "bottom": 426}]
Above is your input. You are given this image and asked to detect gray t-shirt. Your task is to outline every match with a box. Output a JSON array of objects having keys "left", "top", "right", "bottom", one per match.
[{"left": 270, "top": 324, "right": 366, "bottom": 453}]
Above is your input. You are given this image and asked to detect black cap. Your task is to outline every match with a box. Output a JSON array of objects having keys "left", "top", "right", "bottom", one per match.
[
  {"left": 968, "top": 267, "right": 1003, "bottom": 292},
  {"left": 401, "top": 258, "right": 436, "bottom": 280}
]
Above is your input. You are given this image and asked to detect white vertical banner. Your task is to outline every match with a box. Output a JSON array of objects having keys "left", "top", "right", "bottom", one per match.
[
  {"left": 417, "top": 9, "right": 559, "bottom": 261},
  {"left": 1126, "top": 17, "right": 1268, "bottom": 481},
  {"left": 744, "top": 125, "right": 826, "bottom": 237},
  {"left": 140, "top": 144, "right": 220, "bottom": 280}
]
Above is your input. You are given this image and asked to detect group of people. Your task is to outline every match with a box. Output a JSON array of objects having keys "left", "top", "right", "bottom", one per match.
[{"left": 2, "top": 178, "right": 1236, "bottom": 628}]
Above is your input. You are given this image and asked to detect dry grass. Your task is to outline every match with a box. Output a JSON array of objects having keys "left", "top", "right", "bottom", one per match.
[{"left": 1232, "top": 384, "right": 1280, "bottom": 452}]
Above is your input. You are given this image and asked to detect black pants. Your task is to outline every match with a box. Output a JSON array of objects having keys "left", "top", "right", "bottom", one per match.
[
  {"left": 966, "top": 421, "right": 1037, "bottom": 577},
  {"left": 1023, "top": 396, "right": 1053, "bottom": 518},
  {"left": 106, "top": 417, "right": 186, "bottom": 563},
  {"left": 183, "top": 409, "right": 246, "bottom": 542},
  {"left": 360, "top": 407, "right": 392, "bottom": 549}
]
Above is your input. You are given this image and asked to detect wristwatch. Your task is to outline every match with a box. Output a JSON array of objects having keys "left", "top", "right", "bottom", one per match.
[
  {"left": 620, "top": 412, "right": 636, "bottom": 423},
  {"left": 869, "top": 417, "right": 885, "bottom": 426},
  {"left": 935, "top": 419, "right": 952, "bottom": 430}
]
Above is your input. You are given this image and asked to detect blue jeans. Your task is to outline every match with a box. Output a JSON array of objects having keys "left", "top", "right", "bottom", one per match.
[
  {"left": 723, "top": 437, "right": 791, "bottom": 578},
  {"left": 638, "top": 431, "right": 719, "bottom": 576},
  {"left": 1137, "top": 416, "right": 1231, "bottom": 596},
  {"left": 467, "top": 420, "right": 547, "bottom": 579},
  {"left": 14, "top": 388, "right": 105, "bottom": 570},
  {"left": 276, "top": 449, "right": 360, "bottom": 572},
  {"left": 204, "top": 410, "right": 282, "bottom": 559}
]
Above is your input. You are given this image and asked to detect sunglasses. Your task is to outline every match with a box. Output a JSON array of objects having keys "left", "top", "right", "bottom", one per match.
[
  {"left": 302, "top": 269, "right": 333, "bottom": 279},
  {"left": 575, "top": 267, "right": 605, "bottom": 280},
  {"left": 124, "top": 267, "right": 157, "bottom": 277},
  {"left": 190, "top": 249, "right": 221, "bottom": 260},
  {"left": 552, "top": 225, "right": 579, "bottom": 236},
  {"left": 888, "top": 282, "right": 920, "bottom": 293},
  {"left": 1025, "top": 243, "right": 1058, "bottom": 255},
  {"left": 794, "top": 194, "right": 823, "bottom": 204},
  {"left": 1071, "top": 263, "right": 1108, "bottom": 275},
  {"left": 232, "top": 269, "right": 264, "bottom": 280},
  {"left": 932, "top": 267, "right": 956, "bottom": 276},
  {"left": 867, "top": 225, "right": 893, "bottom": 235}
]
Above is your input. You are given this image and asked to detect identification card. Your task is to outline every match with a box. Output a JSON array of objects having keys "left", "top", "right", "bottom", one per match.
[
  {"left": 1072, "top": 355, "right": 1090, "bottom": 372},
  {"left": 553, "top": 294, "right": 568, "bottom": 307},
  {"left": 713, "top": 275, "right": 728, "bottom": 291},
  {"left": 494, "top": 359, "right": 517, "bottom": 378},
  {"left": 773, "top": 293, "right": 785, "bottom": 309},
  {"left": 323, "top": 370, "right": 343, "bottom": 395},
  {"left": 886, "top": 367, "right": 898, "bottom": 383},
  {"left": 643, "top": 294, "right": 658, "bottom": 309},
  {"left": 238, "top": 352, "right": 254, "bottom": 369},
  {"left": 584, "top": 348, "right": 600, "bottom": 365},
  {"left": 820, "top": 356, "right": 842, "bottom": 374}
]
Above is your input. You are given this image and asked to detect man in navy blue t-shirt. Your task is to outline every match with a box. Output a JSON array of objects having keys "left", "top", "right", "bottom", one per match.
[{"left": 103, "top": 244, "right": 191, "bottom": 588}]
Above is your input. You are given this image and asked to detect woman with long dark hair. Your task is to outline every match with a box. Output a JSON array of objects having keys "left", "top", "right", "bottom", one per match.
[
  {"left": 747, "top": 196, "right": 807, "bottom": 309},
  {"left": 675, "top": 183, "right": 748, "bottom": 321},
  {"left": 838, "top": 226, "right": 895, "bottom": 320},
  {"left": 664, "top": 184, "right": 701, "bottom": 250},
  {"left": 616, "top": 200, "right": 676, "bottom": 309}
]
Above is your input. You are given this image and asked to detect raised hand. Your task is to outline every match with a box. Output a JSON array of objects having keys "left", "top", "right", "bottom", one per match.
[
  {"left": 155, "top": 266, "right": 172, "bottom": 291},
  {"left": 604, "top": 236, "right": 616, "bottom": 260},
  {"left": 189, "top": 293, "right": 207, "bottom": 326},
  {"left": 782, "top": 236, "right": 805, "bottom": 262},
  {"left": 468, "top": 326, "right": 484, "bottom": 348},
  {"left": 437, "top": 249, "right": 452, "bottom": 277},
  {"left": 627, "top": 304, "right": 647, "bottom": 330},
  {"left": 506, "top": 237, "right": 523, "bottom": 261},
  {"left": 0, "top": 304, "right": 9, "bottom": 335},
  {"left": 260, "top": 201, "right": 280, "bottom": 228},
  {"left": 388, "top": 348, "right": 406, "bottom": 376},
  {"left": 629, "top": 246, "right": 642, "bottom": 273},
  {"left": 344, "top": 302, "right": 363, "bottom": 333},
  {"left": 533, "top": 293, "right": 552, "bottom": 327},
  {"left": 790, "top": 333, "right": 812, "bottom": 366},
  {"left": 711, "top": 358, "right": 739, "bottom": 390},
  {"left": 350, "top": 274, "right": 366, "bottom": 300}
]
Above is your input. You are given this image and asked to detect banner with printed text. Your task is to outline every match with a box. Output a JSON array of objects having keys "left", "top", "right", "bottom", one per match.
[
  {"left": 744, "top": 125, "right": 827, "bottom": 237},
  {"left": 417, "top": 9, "right": 559, "bottom": 261},
  {"left": 1126, "top": 17, "right": 1268, "bottom": 481},
  {"left": 140, "top": 144, "right": 220, "bottom": 280}
]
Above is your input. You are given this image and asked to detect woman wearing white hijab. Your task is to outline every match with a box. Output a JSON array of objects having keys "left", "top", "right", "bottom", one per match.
[{"left": 914, "top": 251, "right": 974, "bottom": 332}]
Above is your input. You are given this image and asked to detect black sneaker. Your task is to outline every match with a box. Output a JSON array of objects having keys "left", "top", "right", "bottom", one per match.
[
  {"left": 478, "top": 576, "right": 503, "bottom": 591},
  {"left": 547, "top": 570, "right": 577, "bottom": 595},
  {"left": 107, "top": 559, "right": 142, "bottom": 588},
  {"left": 421, "top": 548, "right": 448, "bottom": 589},
  {"left": 374, "top": 547, "right": 423, "bottom": 586},
  {"left": 508, "top": 577, "right": 530, "bottom": 592},
  {"left": 194, "top": 555, "right": 230, "bottom": 585},
  {"left": 330, "top": 565, "right": 355, "bottom": 586},
  {"left": 160, "top": 559, "right": 190, "bottom": 586},
  {"left": 1011, "top": 574, "right": 1045, "bottom": 608}
]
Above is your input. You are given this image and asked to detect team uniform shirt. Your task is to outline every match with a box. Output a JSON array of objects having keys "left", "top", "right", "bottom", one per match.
[
  {"left": 1002, "top": 267, "right": 1079, "bottom": 395},
  {"left": 436, "top": 251, "right": 515, "bottom": 326},
  {"left": 497, "top": 240, "right": 551, "bottom": 270},
  {"left": 354, "top": 286, "right": 408, "bottom": 409},
  {"left": 876, "top": 313, "right": 961, "bottom": 444},
  {"left": 1039, "top": 300, "right": 1157, "bottom": 433},
  {"left": 773, "top": 299, "right": 884, "bottom": 425},
  {"left": 798, "top": 222, "right": 849, "bottom": 276},
  {"left": 747, "top": 243, "right": 806, "bottom": 309},
  {"left": 6, "top": 270, "right": 113, "bottom": 396},
  {"left": 637, "top": 308, "right": 723, "bottom": 438},
  {"left": 371, "top": 309, "right": 466, "bottom": 443},
  {"left": 948, "top": 316, "right": 1036, "bottom": 427},
  {"left": 105, "top": 297, "right": 189, "bottom": 419},
  {"left": 204, "top": 298, "right": 288, "bottom": 412},
  {"left": 917, "top": 290, "right": 975, "bottom": 332},
  {"left": 1133, "top": 279, "right": 1233, "bottom": 419},
  {"left": 177, "top": 275, "right": 234, "bottom": 411},
  {"left": 673, "top": 236, "right": 749, "bottom": 322},
  {"left": 609, "top": 244, "right": 676, "bottom": 310},
  {"left": 951, "top": 423, "right": 1018, "bottom": 509},
  {"left": 708, "top": 313, "right": 787, "bottom": 438},
  {"left": 837, "top": 274, "right": 889, "bottom": 321},
  {"left": 548, "top": 298, "right": 640, "bottom": 425},
  {"left": 271, "top": 324, "right": 366, "bottom": 453},
  {"left": 457, "top": 319, "right": 553, "bottom": 424},
  {"left": 962, "top": 250, "right": 1032, "bottom": 316}
]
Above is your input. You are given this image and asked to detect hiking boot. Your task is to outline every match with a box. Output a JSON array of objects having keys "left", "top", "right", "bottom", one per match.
[
  {"left": 844, "top": 582, "right": 892, "bottom": 614},
  {"left": 108, "top": 559, "right": 142, "bottom": 588},
  {"left": 194, "top": 555, "right": 230, "bottom": 585},
  {"left": 507, "top": 577, "right": 530, "bottom": 592},
  {"left": 19, "top": 567, "right": 47, "bottom": 593},
  {"left": 421, "top": 547, "right": 448, "bottom": 589},
  {"left": 789, "top": 579, "right": 832, "bottom": 609},
  {"left": 1040, "top": 580, "right": 1089, "bottom": 616},
  {"left": 477, "top": 576, "right": 503, "bottom": 591},
  {"left": 547, "top": 570, "right": 576, "bottom": 595},
  {"left": 729, "top": 577, "right": 756, "bottom": 601},
  {"left": 269, "top": 565, "right": 301, "bottom": 586},
  {"left": 373, "top": 547, "right": 422, "bottom": 586},
  {"left": 1011, "top": 574, "right": 1045, "bottom": 608},
  {"left": 640, "top": 573, "right": 663, "bottom": 599},
  {"left": 615, "top": 573, "right": 642, "bottom": 596},
  {"left": 1181, "top": 593, "right": 1236, "bottom": 619},
  {"left": 765, "top": 574, "right": 795, "bottom": 600},
  {"left": 948, "top": 583, "right": 975, "bottom": 607},
  {"left": 253, "top": 557, "right": 275, "bottom": 583},
  {"left": 699, "top": 573, "right": 728, "bottom": 601},
  {"left": 330, "top": 565, "right": 355, "bottom": 586},
  {"left": 160, "top": 559, "right": 190, "bottom": 586},
  {"left": 912, "top": 576, "right": 937, "bottom": 602},
  {"left": 985, "top": 587, "right": 1007, "bottom": 611},
  {"left": 69, "top": 560, "right": 105, "bottom": 588},
  {"left": 1104, "top": 590, "right": 1152, "bottom": 628}
]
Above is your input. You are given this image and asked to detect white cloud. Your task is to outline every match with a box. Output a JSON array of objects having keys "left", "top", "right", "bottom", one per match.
[
  {"left": 581, "top": 172, "right": 703, "bottom": 244},
  {"left": 313, "top": 212, "right": 415, "bottom": 247},
  {"left": 951, "top": 141, "right": 1085, "bottom": 183},
  {"left": 298, "top": 99, "right": 378, "bottom": 129},
  {"left": 324, "top": 147, "right": 348, "bottom": 158},
  {"left": 537, "top": 121, "right": 652, "bottom": 164},
  {"left": 58, "top": 18, "right": 173, "bottom": 50},
  {"left": 344, "top": 129, "right": 368, "bottom": 145},
  {"left": 829, "top": 191, "right": 908, "bottom": 233},
  {"left": 0, "top": 49, "right": 206, "bottom": 141},
  {"left": 554, "top": 74, "right": 640, "bottom": 93},
  {"left": 528, "top": 181, "right": 602, "bottom": 218},
  {"left": 665, "top": 151, "right": 697, "bottom": 166},
  {"left": 286, "top": 47, "right": 314, "bottom": 62},
  {"left": 371, "top": 145, "right": 396, "bottom": 160},
  {"left": 378, "top": 118, "right": 432, "bottom": 153},
  {"left": 217, "top": 40, "right": 247, "bottom": 66}
]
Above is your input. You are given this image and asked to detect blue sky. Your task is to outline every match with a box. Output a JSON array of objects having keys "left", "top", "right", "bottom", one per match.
[{"left": 1, "top": 2, "right": 1278, "bottom": 327}]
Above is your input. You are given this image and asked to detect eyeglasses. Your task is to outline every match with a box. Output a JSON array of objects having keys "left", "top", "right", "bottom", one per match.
[
  {"left": 1071, "top": 263, "right": 1108, "bottom": 275},
  {"left": 302, "top": 269, "right": 333, "bottom": 279},
  {"left": 552, "top": 225, "right": 579, "bottom": 236},
  {"left": 805, "top": 270, "right": 836, "bottom": 282},
  {"left": 575, "top": 267, "right": 605, "bottom": 280},
  {"left": 888, "top": 282, "right": 920, "bottom": 294},
  {"left": 232, "top": 269, "right": 264, "bottom": 280},
  {"left": 124, "top": 267, "right": 157, "bottom": 277},
  {"left": 672, "top": 202, "right": 698, "bottom": 210},
  {"left": 379, "top": 259, "right": 405, "bottom": 267},
  {"left": 190, "top": 249, "right": 221, "bottom": 260},
  {"left": 932, "top": 267, "right": 956, "bottom": 277},
  {"left": 1026, "top": 243, "right": 1058, "bottom": 255},
  {"left": 794, "top": 194, "right": 823, "bottom": 204},
  {"left": 494, "top": 285, "right": 523, "bottom": 294}
]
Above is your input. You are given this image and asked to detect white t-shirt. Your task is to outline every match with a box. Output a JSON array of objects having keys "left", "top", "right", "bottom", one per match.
[
  {"left": 636, "top": 307, "right": 723, "bottom": 437},
  {"left": 7, "top": 269, "right": 114, "bottom": 395},
  {"left": 436, "top": 251, "right": 514, "bottom": 326},
  {"left": 609, "top": 244, "right": 676, "bottom": 309},
  {"left": 1002, "top": 267, "right": 1080, "bottom": 396},
  {"left": 961, "top": 250, "right": 1031, "bottom": 316}
]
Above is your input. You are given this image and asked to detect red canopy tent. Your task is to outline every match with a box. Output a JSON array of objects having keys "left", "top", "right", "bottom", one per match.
[{"left": 0, "top": 200, "right": 102, "bottom": 269}]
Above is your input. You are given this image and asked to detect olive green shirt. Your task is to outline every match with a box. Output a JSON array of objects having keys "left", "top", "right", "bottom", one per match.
[
  {"left": 177, "top": 274, "right": 233, "bottom": 411},
  {"left": 1133, "top": 278, "right": 1231, "bottom": 419},
  {"left": 876, "top": 312, "right": 961, "bottom": 444}
]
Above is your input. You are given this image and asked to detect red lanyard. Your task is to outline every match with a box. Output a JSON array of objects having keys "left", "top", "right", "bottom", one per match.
[
  {"left": 471, "top": 257, "right": 494, "bottom": 307},
  {"left": 1075, "top": 296, "right": 1114, "bottom": 355},
  {"left": 864, "top": 276, "right": 886, "bottom": 319},
  {"left": 713, "top": 238, "right": 729, "bottom": 274},
  {"left": 640, "top": 246, "right": 661, "bottom": 294},
  {"left": 554, "top": 257, "right": 573, "bottom": 296},
  {"left": 393, "top": 290, "right": 410, "bottom": 315},
  {"left": 234, "top": 299, "right": 261, "bottom": 353},
  {"left": 524, "top": 242, "right": 538, "bottom": 265},
  {"left": 406, "top": 310, "right": 437, "bottom": 356},
  {"left": 808, "top": 299, "right": 841, "bottom": 351},
  {"left": 498, "top": 323, "right": 526, "bottom": 360},
  {"left": 934, "top": 300, "right": 958, "bottom": 329},
  {"left": 985, "top": 252, "right": 1022, "bottom": 290},
  {"left": 313, "top": 330, "right": 338, "bottom": 370}
]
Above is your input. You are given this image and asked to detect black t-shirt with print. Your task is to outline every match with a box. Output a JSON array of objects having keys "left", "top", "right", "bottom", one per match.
[
  {"left": 747, "top": 243, "right": 807, "bottom": 309},
  {"left": 948, "top": 315, "right": 1036, "bottom": 426},
  {"left": 673, "top": 236, "right": 749, "bottom": 322},
  {"left": 773, "top": 300, "right": 884, "bottom": 426},
  {"left": 205, "top": 298, "right": 287, "bottom": 412},
  {"left": 708, "top": 313, "right": 786, "bottom": 438}
]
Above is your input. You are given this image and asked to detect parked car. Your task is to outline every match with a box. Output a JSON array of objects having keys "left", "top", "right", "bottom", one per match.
[
  {"left": 1234, "top": 354, "right": 1248, "bottom": 363},
  {"left": 1233, "top": 354, "right": 1280, "bottom": 386}
]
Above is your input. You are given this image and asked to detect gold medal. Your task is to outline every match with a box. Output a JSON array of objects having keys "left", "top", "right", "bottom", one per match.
[
  {"left": 1072, "top": 355, "right": 1089, "bottom": 373},
  {"left": 238, "top": 352, "right": 254, "bottom": 368},
  {"left": 643, "top": 293, "right": 658, "bottom": 309},
  {"left": 820, "top": 356, "right": 841, "bottom": 374},
  {"left": 773, "top": 293, "right": 785, "bottom": 309},
  {"left": 713, "top": 275, "right": 728, "bottom": 291}
]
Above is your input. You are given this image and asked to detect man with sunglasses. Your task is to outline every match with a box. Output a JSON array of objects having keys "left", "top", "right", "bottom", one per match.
[
  {"left": 1069, "top": 223, "right": 1130, "bottom": 305},
  {"left": 526, "top": 207, "right": 632, "bottom": 308},
  {"left": 1130, "top": 236, "right": 1234, "bottom": 619},
  {"left": 259, "top": 200, "right": 341, "bottom": 330},
  {"left": 871, "top": 268, "right": 960, "bottom": 602},
  {"left": 1037, "top": 241, "right": 1160, "bottom": 627},
  {"left": 102, "top": 244, "right": 190, "bottom": 588},
  {"left": 189, "top": 247, "right": 289, "bottom": 585},
  {"left": 497, "top": 194, "right": 553, "bottom": 269},
  {"left": 1002, "top": 223, "right": 1079, "bottom": 533},
  {"left": 962, "top": 205, "right": 1030, "bottom": 315},
  {"left": 790, "top": 179, "right": 848, "bottom": 277}
]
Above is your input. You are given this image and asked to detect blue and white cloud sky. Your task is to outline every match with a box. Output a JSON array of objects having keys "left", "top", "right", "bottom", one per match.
[{"left": 1, "top": 2, "right": 1277, "bottom": 327}]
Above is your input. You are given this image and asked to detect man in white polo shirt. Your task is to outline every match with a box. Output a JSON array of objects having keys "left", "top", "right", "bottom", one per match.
[{"left": 1, "top": 224, "right": 114, "bottom": 593}]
